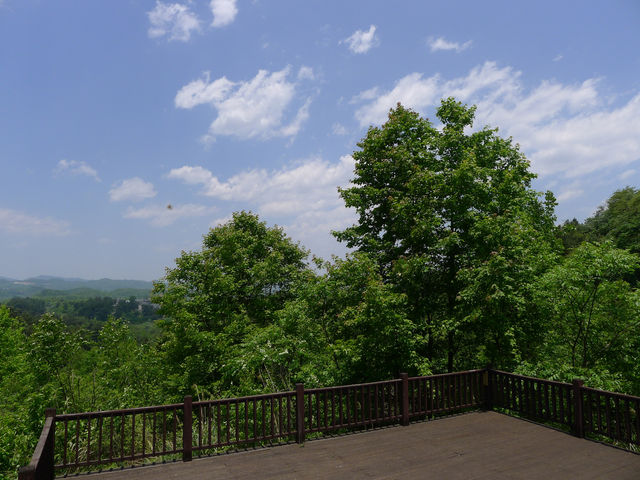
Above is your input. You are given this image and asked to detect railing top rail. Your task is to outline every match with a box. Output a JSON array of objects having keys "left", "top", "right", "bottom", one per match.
[
  {"left": 55, "top": 402, "right": 184, "bottom": 421},
  {"left": 489, "top": 369, "right": 572, "bottom": 388},
  {"left": 581, "top": 385, "right": 640, "bottom": 401},
  {"left": 193, "top": 390, "right": 295, "bottom": 407},
  {"left": 409, "top": 369, "right": 484, "bottom": 381},
  {"left": 305, "top": 378, "right": 401, "bottom": 394}
]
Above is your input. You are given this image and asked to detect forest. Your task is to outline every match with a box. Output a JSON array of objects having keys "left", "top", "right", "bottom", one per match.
[{"left": 2, "top": 99, "right": 639, "bottom": 479}]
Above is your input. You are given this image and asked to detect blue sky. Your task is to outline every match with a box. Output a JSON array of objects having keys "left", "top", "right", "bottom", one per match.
[{"left": 1, "top": 1, "right": 639, "bottom": 280}]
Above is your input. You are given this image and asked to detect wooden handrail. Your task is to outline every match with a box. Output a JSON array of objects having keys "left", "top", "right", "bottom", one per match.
[{"left": 20, "top": 368, "right": 640, "bottom": 477}]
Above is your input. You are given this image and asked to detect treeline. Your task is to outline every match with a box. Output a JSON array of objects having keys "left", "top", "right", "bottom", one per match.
[
  {"left": 559, "top": 186, "right": 640, "bottom": 255},
  {"left": 2, "top": 99, "right": 640, "bottom": 479},
  {"left": 2, "top": 295, "right": 160, "bottom": 338}
]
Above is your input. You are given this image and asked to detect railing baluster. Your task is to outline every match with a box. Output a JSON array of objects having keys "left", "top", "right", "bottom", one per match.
[
  {"left": 151, "top": 410, "right": 156, "bottom": 455},
  {"left": 97, "top": 416, "right": 103, "bottom": 463},
  {"left": 253, "top": 400, "right": 257, "bottom": 441},
  {"left": 624, "top": 399, "right": 631, "bottom": 443},
  {"left": 77, "top": 418, "right": 81, "bottom": 464},
  {"left": 130, "top": 413, "right": 135, "bottom": 459},
  {"left": 86, "top": 416, "right": 92, "bottom": 464},
  {"left": 162, "top": 409, "right": 166, "bottom": 454},
  {"left": 236, "top": 401, "right": 240, "bottom": 444},
  {"left": 245, "top": 400, "right": 249, "bottom": 443},
  {"left": 614, "top": 397, "right": 622, "bottom": 440},
  {"left": 63, "top": 420, "right": 68, "bottom": 466},
  {"left": 142, "top": 412, "right": 146, "bottom": 457},
  {"left": 226, "top": 402, "right": 231, "bottom": 444},
  {"left": 635, "top": 399, "right": 640, "bottom": 445},
  {"left": 172, "top": 408, "right": 177, "bottom": 452}
]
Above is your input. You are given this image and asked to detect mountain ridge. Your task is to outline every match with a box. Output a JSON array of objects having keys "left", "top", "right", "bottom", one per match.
[{"left": 0, "top": 275, "right": 155, "bottom": 300}]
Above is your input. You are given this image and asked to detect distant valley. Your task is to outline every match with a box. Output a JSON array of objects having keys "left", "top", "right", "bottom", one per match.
[{"left": 0, "top": 275, "right": 154, "bottom": 301}]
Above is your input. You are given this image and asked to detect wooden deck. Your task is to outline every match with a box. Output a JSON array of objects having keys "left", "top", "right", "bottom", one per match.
[{"left": 83, "top": 411, "right": 640, "bottom": 479}]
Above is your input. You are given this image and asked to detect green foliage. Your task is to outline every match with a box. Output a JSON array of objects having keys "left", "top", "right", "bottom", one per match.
[
  {"left": 152, "top": 211, "right": 310, "bottom": 395},
  {"left": 557, "top": 187, "right": 640, "bottom": 258},
  {"left": 586, "top": 187, "right": 640, "bottom": 253},
  {"left": 531, "top": 242, "right": 640, "bottom": 389},
  {"left": 0, "top": 307, "right": 46, "bottom": 480},
  {"left": 557, "top": 218, "right": 591, "bottom": 254},
  {"left": 335, "top": 99, "right": 558, "bottom": 370}
]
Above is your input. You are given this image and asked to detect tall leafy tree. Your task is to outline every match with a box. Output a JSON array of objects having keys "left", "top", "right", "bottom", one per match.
[
  {"left": 335, "top": 99, "right": 557, "bottom": 370},
  {"left": 152, "top": 211, "right": 310, "bottom": 395}
]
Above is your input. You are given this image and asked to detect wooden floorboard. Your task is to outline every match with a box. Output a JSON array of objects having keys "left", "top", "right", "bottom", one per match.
[{"left": 80, "top": 411, "right": 640, "bottom": 479}]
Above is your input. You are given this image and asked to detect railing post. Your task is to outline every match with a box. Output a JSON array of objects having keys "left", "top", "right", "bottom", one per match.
[
  {"left": 295, "top": 383, "right": 305, "bottom": 443},
  {"left": 572, "top": 379, "right": 584, "bottom": 438},
  {"left": 484, "top": 365, "right": 493, "bottom": 411},
  {"left": 18, "top": 408, "right": 56, "bottom": 480},
  {"left": 182, "top": 395, "right": 192, "bottom": 462},
  {"left": 400, "top": 373, "right": 409, "bottom": 426},
  {"left": 43, "top": 408, "right": 55, "bottom": 480}
]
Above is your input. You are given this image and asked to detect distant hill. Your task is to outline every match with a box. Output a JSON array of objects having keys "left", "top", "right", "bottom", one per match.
[{"left": 0, "top": 276, "right": 154, "bottom": 301}]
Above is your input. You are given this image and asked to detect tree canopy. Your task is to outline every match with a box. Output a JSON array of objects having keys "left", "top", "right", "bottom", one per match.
[
  {"left": 151, "top": 211, "right": 310, "bottom": 395},
  {"left": 335, "top": 99, "right": 558, "bottom": 370}
]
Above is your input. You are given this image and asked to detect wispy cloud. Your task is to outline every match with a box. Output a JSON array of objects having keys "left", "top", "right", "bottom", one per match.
[
  {"left": 210, "top": 0, "right": 237, "bottom": 27},
  {"left": 147, "top": 1, "right": 201, "bottom": 42},
  {"left": 0, "top": 208, "right": 70, "bottom": 236},
  {"left": 175, "top": 66, "right": 313, "bottom": 141},
  {"left": 352, "top": 61, "right": 640, "bottom": 180},
  {"left": 55, "top": 159, "right": 100, "bottom": 181},
  {"left": 343, "top": 25, "right": 379, "bottom": 54},
  {"left": 109, "top": 177, "right": 157, "bottom": 202},
  {"left": 619, "top": 169, "right": 636, "bottom": 180},
  {"left": 168, "top": 155, "right": 357, "bottom": 256},
  {"left": 428, "top": 36, "right": 472, "bottom": 53},
  {"left": 124, "top": 203, "right": 215, "bottom": 227},
  {"left": 332, "top": 123, "right": 348, "bottom": 135}
]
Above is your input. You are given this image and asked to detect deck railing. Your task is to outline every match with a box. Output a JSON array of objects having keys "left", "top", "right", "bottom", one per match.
[{"left": 18, "top": 368, "right": 640, "bottom": 479}]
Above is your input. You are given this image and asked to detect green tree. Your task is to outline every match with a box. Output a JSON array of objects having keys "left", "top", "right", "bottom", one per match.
[
  {"left": 586, "top": 187, "right": 640, "bottom": 254},
  {"left": 533, "top": 242, "right": 640, "bottom": 376},
  {"left": 0, "top": 307, "right": 41, "bottom": 480},
  {"left": 27, "top": 314, "right": 90, "bottom": 411},
  {"left": 335, "top": 99, "right": 558, "bottom": 371},
  {"left": 94, "top": 318, "right": 163, "bottom": 408},
  {"left": 556, "top": 218, "right": 591, "bottom": 254},
  {"left": 272, "top": 254, "right": 419, "bottom": 385},
  {"left": 152, "top": 211, "right": 310, "bottom": 395}
]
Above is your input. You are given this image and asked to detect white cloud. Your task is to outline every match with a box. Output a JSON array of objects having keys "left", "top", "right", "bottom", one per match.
[
  {"left": 0, "top": 208, "right": 70, "bottom": 236},
  {"left": 354, "top": 72, "right": 440, "bottom": 127},
  {"left": 210, "top": 0, "right": 237, "bottom": 27},
  {"left": 553, "top": 54, "right": 564, "bottom": 62},
  {"left": 619, "top": 169, "right": 636, "bottom": 180},
  {"left": 55, "top": 159, "right": 100, "bottom": 181},
  {"left": 352, "top": 61, "right": 640, "bottom": 180},
  {"left": 175, "top": 67, "right": 312, "bottom": 140},
  {"left": 124, "top": 203, "right": 215, "bottom": 227},
  {"left": 556, "top": 188, "right": 584, "bottom": 202},
  {"left": 332, "top": 123, "right": 348, "bottom": 135},
  {"left": 168, "top": 155, "right": 357, "bottom": 256},
  {"left": 297, "top": 66, "right": 315, "bottom": 81},
  {"left": 109, "top": 177, "right": 157, "bottom": 202},
  {"left": 147, "top": 2, "right": 201, "bottom": 42},
  {"left": 428, "top": 36, "right": 472, "bottom": 53},
  {"left": 344, "top": 25, "right": 379, "bottom": 54}
]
